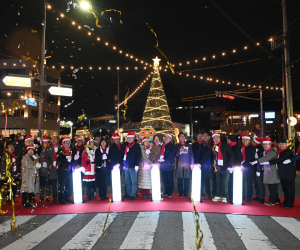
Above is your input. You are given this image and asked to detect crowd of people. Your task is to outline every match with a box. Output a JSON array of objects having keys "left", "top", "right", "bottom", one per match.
[{"left": 0, "top": 130, "right": 297, "bottom": 209}]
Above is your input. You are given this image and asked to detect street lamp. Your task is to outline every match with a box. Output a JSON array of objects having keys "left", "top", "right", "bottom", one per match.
[{"left": 79, "top": 1, "right": 91, "bottom": 10}]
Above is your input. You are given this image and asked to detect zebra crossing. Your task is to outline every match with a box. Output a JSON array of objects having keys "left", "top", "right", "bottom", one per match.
[{"left": 0, "top": 212, "right": 300, "bottom": 250}]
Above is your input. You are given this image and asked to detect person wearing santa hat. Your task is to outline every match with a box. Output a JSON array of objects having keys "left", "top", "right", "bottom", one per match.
[
  {"left": 122, "top": 132, "right": 142, "bottom": 200},
  {"left": 45, "top": 136, "right": 60, "bottom": 203},
  {"left": 195, "top": 131, "right": 216, "bottom": 200},
  {"left": 250, "top": 137, "right": 280, "bottom": 206},
  {"left": 108, "top": 133, "right": 125, "bottom": 174},
  {"left": 20, "top": 145, "right": 41, "bottom": 207},
  {"left": 211, "top": 133, "right": 232, "bottom": 203},
  {"left": 175, "top": 132, "right": 194, "bottom": 198},
  {"left": 226, "top": 135, "right": 243, "bottom": 201},
  {"left": 240, "top": 134, "right": 256, "bottom": 202},
  {"left": 81, "top": 138, "right": 97, "bottom": 201},
  {"left": 38, "top": 136, "right": 52, "bottom": 203},
  {"left": 1, "top": 141, "right": 21, "bottom": 204},
  {"left": 160, "top": 132, "right": 175, "bottom": 198},
  {"left": 56, "top": 138, "right": 74, "bottom": 204},
  {"left": 251, "top": 135, "right": 265, "bottom": 203}
]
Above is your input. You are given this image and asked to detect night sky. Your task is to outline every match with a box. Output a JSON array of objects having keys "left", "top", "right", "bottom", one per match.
[{"left": 1, "top": 0, "right": 300, "bottom": 124}]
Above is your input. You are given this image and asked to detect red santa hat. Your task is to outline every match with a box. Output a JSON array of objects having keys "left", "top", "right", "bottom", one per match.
[
  {"left": 62, "top": 138, "right": 70, "bottom": 143},
  {"left": 165, "top": 132, "right": 172, "bottom": 139},
  {"left": 212, "top": 132, "right": 220, "bottom": 138},
  {"left": 112, "top": 133, "right": 120, "bottom": 139},
  {"left": 263, "top": 137, "right": 272, "bottom": 144},
  {"left": 25, "top": 135, "right": 33, "bottom": 142},
  {"left": 140, "top": 137, "right": 149, "bottom": 144},
  {"left": 240, "top": 134, "right": 250, "bottom": 140},
  {"left": 126, "top": 131, "right": 135, "bottom": 138},
  {"left": 87, "top": 138, "right": 95, "bottom": 145},
  {"left": 41, "top": 136, "right": 50, "bottom": 142},
  {"left": 25, "top": 145, "right": 35, "bottom": 152},
  {"left": 77, "top": 137, "right": 85, "bottom": 143},
  {"left": 253, "top": 136, "right": 263, "bottom": 144}
]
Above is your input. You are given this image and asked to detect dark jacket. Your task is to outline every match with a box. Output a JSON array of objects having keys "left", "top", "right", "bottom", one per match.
[
  {"left": 197, "top": 140, "right": 214, "bottom": 178},
  {"left": 229, "top": 144, "right": 243, "bottom": 167},
  {"left": 161, "top": 142, "right": 176, "bottom": 171},
  {"left": 57, "top": 148, "right": 73, "bottom": 176},
  {"left": 122, "top": 142, "right": 142, "bottom": 169},
  {"left": 39, "top": 146, "right": 51, "bottom": 178},
  {"left": 46, "top": 146, "right": 60, "bottom": 179},
  {"left": 13, "top": 139, "right": 25, "bottom": 170},
  {"left": 95, "top": 146, "right": 111, "bottom": 185},
  {"left": 71, "top": 146, "right": 84, "bottom": 169},
  {"left": 192, "top": 141, "right": 201, "bottom": 163},
  {"left": 213, "top": 142, "right": 232, "bottom": 173},
  {"left": 269, "top": 148, "right": 295, "bottom": 180},
  {"left": 108, "top": 143, "right": 125, "bottom": 169},
  {"left": 175, "top": 143, "right": 194, "bottom": 178},
  {"left": 241, "top": 144, "right": 256, "bottom": 178},
  {"left": 254, "top": 144, "right": 264, "bottom": 172}
]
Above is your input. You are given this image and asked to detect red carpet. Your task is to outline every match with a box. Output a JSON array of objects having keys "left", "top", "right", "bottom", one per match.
[{"left": 1, "top": 195, "right": 299, "bottom": 218}]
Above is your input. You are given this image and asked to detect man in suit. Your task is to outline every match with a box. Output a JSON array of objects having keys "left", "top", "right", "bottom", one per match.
[
  {"left": 240, "top": 134, "right": 256, "bottom": 202},
  {"left": 160, "top": 132, "right": 176, "bottom": 198}
]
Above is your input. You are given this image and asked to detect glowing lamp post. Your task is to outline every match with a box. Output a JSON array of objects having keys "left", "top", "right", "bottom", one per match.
[
  {"left": 72, "top": 168, "right": 84, "bottom": 204},
  {"left": 232, "top": 167, "right": 243, "bottom": 205},
  {"left": 191, "top": 164, "right": 201, "bottom": 203},
  {"left": 111, "top": 165, "right": 122, "bottom": 202},
  {"left": 151, "top": 164, "right": 161, "bottom": 202}
]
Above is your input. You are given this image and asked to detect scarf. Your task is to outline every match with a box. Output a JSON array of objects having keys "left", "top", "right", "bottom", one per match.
[
  {"left": 160, "top": 142, "right": 168, "bottom": 159},
  {"left": 180, "top": 141, "right": 186, "bottom": 149},
  {"left": 116, "top": 143, "right": 121, "bottom": 150},
  {"left": 297, "top": 146, "right": 300, "bottom": 155},
  {"left": 197, "top": 140, "right": 202, "bottom": 145},
  {"left": 263, "top": 147, "right": 272, "bottom": 156},
  {"left": 100, "top": 147, "right": 109, "bottom": 161},
  {"left": 202, "top": 140, "right": 212, "bottom": 149},
  {"left": 123, "top": 141, "right": 135, "bottom": 161},
  {"left": 145, "top": 145, "right": 150, "bottom": 155},
  {"left": 153, "top": 142, "right": 159, "bottom": 147},
  {"left": 241, "top": 144, "right": 249, "bottom": 161},
  {"left": 277, "top": 146, "right": 288, "bottom": 158},
  {"left": 229, "top": 141, "right": 237, "bottom": 147},
  {"left": 75, "top": 145, "right": 83, "bottom": 152},
  {"left": 9, "top": 152, "right": 17, "bottom": 172},
  {"left": 213, "top": 141, "right": 223, "bottom": 166},
  {"left": 53, "top": 145, "right": 58, "bottom": 167},
  {"left": 63, "top": 147, "right": 72, "bottom": 165}
]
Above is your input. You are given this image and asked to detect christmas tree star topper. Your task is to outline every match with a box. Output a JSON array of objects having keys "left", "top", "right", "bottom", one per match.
[{"left": 152, "top": 56, "right": 161, "bottom": 69}]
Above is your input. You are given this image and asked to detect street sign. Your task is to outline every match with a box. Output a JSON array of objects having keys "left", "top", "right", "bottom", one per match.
[
  {"left": 25, "top": 98, "right": 37, "bottom": 107},
  {"left": 222, "top": 94, "right": 235, "bottom": 100},
  {"left": 109, "top": 120, "right": 116, "bottom": 123},
  {"left": 3, "top": 76, "right": 31, "bottom": 87},
  {"left": 48, "top": 86, "right": 72, "bottom": 96}
]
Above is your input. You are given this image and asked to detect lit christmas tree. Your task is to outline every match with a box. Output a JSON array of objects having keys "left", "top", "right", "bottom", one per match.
[{"left": 141, "top": 57, "right": 175, "bottom": 138}]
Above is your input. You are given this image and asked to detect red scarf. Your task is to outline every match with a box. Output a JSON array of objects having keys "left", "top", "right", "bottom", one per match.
[
  {"left": 53, "top": 145, "right": 58, "bottom": 162},
  {"left": 63, "top": 147, "right": 72, "bottom": 156},
  {"left": 202, "top": 140, "right": 212, "bottom": 149},
  {"left": 102, "top": 147, "right": 107, "bottom": 162},
  {"left": 242, "top": 144, "right": 249, "bottom": 161},
  {"left": 116, "top": 143, "right": 121, "bottom": 150},
  {"left": 146, "top": 146, "right": 150, "bottom": 150},
  {"left": 264, "top": 147, "right": 272, "bottom": 156},
  {"left": 124, "top": 141, "right": 135, "bottom": 160},
  {"left": 229, "top": 141, "right": 237, "bottom": 147},
  {"left": 153, "top": 142, "right": 159, "bottom": 147},
  {"left": 277, "top": 146, "right": 288, "bottom": 158},
  {"left": 76, "top": 145, "right": 83, "bottom": 152},
  {"left": 197, "top": 140, "right": 202, "bottom": 145},
  {"left": 180, "top": 141, "right": 186, "bottom": 149},
  {"left": 9, "top": 152, "right": 17, "bottom": 171},
  {"left": 160, "top": 142, "right": 168, "bottom": 157},
  {"left": 213, "top": 141, "right": 223, "bottom": 166}
]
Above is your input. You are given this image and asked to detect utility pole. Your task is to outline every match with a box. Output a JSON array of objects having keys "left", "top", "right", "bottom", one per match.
[
  {"left": 282, "top": 0, "right": 294, "bottom": 140},
  {"left": 38, "top": 0, "right": 46, "bottom": 138},
  {"left": 190, "top": 102, "right": 193, "bottom": 140},
  {"left": 260, "top": 89, "right": 264, "bottom": 138},
  {"left": 282, "top": 52, "right": 287, "bottom": 137}
]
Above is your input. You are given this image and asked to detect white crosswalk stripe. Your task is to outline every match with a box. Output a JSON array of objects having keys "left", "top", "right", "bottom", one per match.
[
  {"left": 182, "top": 212, "right": 216, "bottom": 250},
  {"left": 0, "top": 215, "right": 36, "bottom": 233},
  {"left": 61, "top": 213, "right": 117, "bottom": 250},
  {"left": 1, "top": 214, "right": 76, "bottom": 250},
  {"left": 271, "top": 216, "right": 300, "bottom": 240},
  {"left": 120, "top": 211, "right": 160, "bottom": 249},
  {"left": 227, "top": 214, "right": 278, "bottom": 250}
]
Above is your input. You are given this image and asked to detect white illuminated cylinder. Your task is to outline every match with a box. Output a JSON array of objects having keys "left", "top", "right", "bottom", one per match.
[
  {"left": 111, "top": 167, "right": 122, "bottom": 202},
  {"left": 151, "top": 165, "right": 161, "bottom": 202},
  {"left": 191, "top": 166, "right": 201, "bottom": 203},
  {"left": 72, "top": 169, "right": 83, "bottom": 204},
  {"left": 232, "top": 167, "right": 243, "bottom": 205}
]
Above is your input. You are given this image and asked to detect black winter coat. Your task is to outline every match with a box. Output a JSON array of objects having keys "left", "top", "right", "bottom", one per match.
[
  {"left": 213, "top": 142, "right": 232, "bottom": 173},
  {"left": 160, "top": 142, "right": 176, "bottom": 171},
  {"left": 108, "top": 143, "right": 125, "bottom": 169},
  {"left": 71, "top": 146, "right": 84, "bottom": 169},
  {"left": 57, "top": 149, "right": 73, "bottom": 176},
  {"left": 122, "top": 142, "right": 142, "bottom": 169},
  {"left": 192, "top": 141, "right": 201, "bottom": 163},
  {"left": 241, "top": 144, "right": 256, "bottom": 178},
  {"left": 197, "top": 140, "right": 214, "bottom": 178},
  {"left": 270, "top": 148, "right": 296, "bottom": 180},
  {"left": 230, "top": 144, "right": 243, "bottom": 167},
  {"left": 254, "top": 144, "right": 264, "bottom": 172}
]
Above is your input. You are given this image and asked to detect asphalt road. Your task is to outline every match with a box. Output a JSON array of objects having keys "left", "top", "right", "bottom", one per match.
[{"left": 1, "top": 212, "right": 300, "bottom": 250}]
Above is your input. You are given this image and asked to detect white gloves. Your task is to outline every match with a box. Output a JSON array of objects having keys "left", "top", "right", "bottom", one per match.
[
  {"left": 32, "top": 155, "right": 38, "bottom": 160},
  {"left": 12, "top": 158, "right": 16, "bottom": 163},
  {"left": 36, "top": 163, "right": 42, "bottom": 169},
  {"left": 66, "top": 155, "right": 72, "bottom": 162},
  {"left": 54, "top": 147, "right": 58, "bottom": 153},
  {"left": 283, "top": 159, "right": 291, "bottom": 164},
  {"left": 241, "top": 161, "right": 245, "bottom": 165},
  {"left": 250, "top": 160, "right": 258, "bottom": 165},
  {"left": 42, "top": 162, "right": 47, "bottom": 168},
  {"left": 256, "top": 172, "right": 260, "bottom": 177},
  {"left": 228, "top": 168, "right": 234, "bottom": 174},
  {"left": 135, "top": 166, "right": 139, "bottom": 171},
  {"left": 193, "top": 164, "right": 201, "bottom": 170},
  {"left": 113, "top": 164, "right": 120, "bottom": 169},
  {"left": 260, "top": 162, "right": 269, "bottom": 165},
  {"left": 74, "top": 153, "right": 79, "bottom": 161}
]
